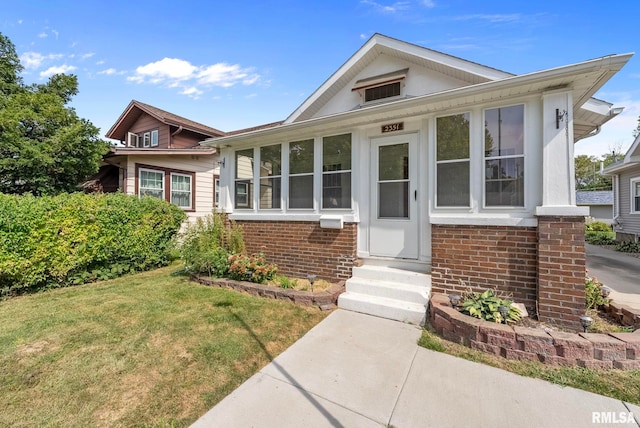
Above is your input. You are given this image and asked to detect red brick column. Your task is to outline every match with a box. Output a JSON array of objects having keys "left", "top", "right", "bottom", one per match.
[{"left": 537, "top": 216, "right": 586, "bottom": 331}]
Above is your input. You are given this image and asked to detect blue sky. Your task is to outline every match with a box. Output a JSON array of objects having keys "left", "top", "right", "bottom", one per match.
[{"left": 1, "top": 0, "right": 639, "bottom": 157}]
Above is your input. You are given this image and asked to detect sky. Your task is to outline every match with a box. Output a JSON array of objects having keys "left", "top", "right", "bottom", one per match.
[{"left": 1, "top": 0, "right": 639, "bottom": 158}]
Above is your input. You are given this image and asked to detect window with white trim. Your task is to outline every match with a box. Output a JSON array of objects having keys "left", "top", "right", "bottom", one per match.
[
  {"left": 171, "top": 173, "right": 192, "bottom": 209},
  {"left": 631, "top": 177, "right": 640, "bottom": 213},
  {"left": 436, "top": 112, "right": 470, "bottom": 207},
  {"left": 214, "top": 177, "right": 220, "bottom": 207},
  {"left": 151, "top": 129, "right": 159, "bottom": 147},
  {"left": 259, "top": 144, "right": 282, "bottom": 209},
  {"left": 289, "top": 139, "right": 314, "bottom": 209},
  {"left": 484, "top": 105, "right": 525, "bottom": 207},
  {"left": 139, "top": 169, "right": 164, "bottom": 199},
  {"left": 322, "top": 133, "right": 352, "bottom": 209},
  {"left": 235, "top": 149, "right": 254, "bottom": 209},
  {"left": 143, "top": 132, "right": 151, "bottom": 148}
]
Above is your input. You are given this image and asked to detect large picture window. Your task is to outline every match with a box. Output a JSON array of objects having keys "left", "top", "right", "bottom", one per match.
[
  {"left": 436, "top": 113, "right": 470, "bottom": 207},
  {"left": 289, "top": 139, "right": 314, "bottom": 209},
  {"left": 259, "top": 144, "right": 282, "bottom": 209},
  {"left": 484, "top": 105, "right": 525, "bottom": 207},
  {"left": 235, "top": 149, "right": 254, "bottom": 209},
  {"left": 322, "top": 134, "right": 352, "bottom": 209}
]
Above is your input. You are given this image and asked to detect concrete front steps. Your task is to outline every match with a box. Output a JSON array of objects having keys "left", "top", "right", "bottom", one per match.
[{"left": 338, "top": 264, "right": 431, "bottom": 325}]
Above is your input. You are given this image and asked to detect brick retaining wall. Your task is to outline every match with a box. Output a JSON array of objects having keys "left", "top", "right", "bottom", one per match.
[{"left": 429, "top": 293, "right": 640, "bottom": 369}]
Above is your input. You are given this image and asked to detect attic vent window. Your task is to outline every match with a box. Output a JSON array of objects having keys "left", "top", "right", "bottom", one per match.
[
  {"left": 365, "top": 82, "right": 401, "bottom": 102},
  {"left": 353, "top": 68, "right": 408, "bottom": 104}
]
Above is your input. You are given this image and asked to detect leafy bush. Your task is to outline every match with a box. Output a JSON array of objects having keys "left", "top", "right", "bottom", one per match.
[
  {"left": 460, "top": 289, "right": 521, "bottom": 324},
  {"left": 585, "top": 221, "right": 612, "bottom": 232},
  {"left": 585, "top": 231, "right": 616, "bottom": 245},
  {"left": 276, "top": 275, "right": 298, "bottom": 289},
  {"left": 585, "top": 274, "right": 610, "bottom": 309},
  {"left": 179, "top": 212, "right": 246, "bottom": 276},
  {"left": 0, "top": 192, "right": 185, "bottom": 296},
  {"left": 616, "top": 240, "right": 640, "bottom": 253},
  {"left": 228, "top": 253, "right": 278, "bottom": 284}
]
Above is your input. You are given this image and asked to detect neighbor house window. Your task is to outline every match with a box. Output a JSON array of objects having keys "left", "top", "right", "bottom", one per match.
[
  {"left": 322, "top": 134, "right": 351, "bottom": 209},
  {"left": 151, "top": 130, "right": 159, "bottom": 147},
  {"left": 259, "top": 144, "right": 282, "bottom": 209},
  {"left": 170, "top": 173, "right": 192, "bottom": 209},
  {"left": 289, "top": 139, "right": 314, "bottom": 209},
  {"left": 143, "top": 132, "right": 151, "bottom": 148},
  {"left": 214, "top": 177, "right": 220, "bottom": 207},
  {"left": 139, "top": 169, "right": 164, "bottom": 199},
  {"left": 631, "top": 177, "right": 640, "bottom": 213},
  {"left": 235, "top": 149, "right": 254, "bottom": 209},
  {"left": 484, "top": 105, "right": 525, "bottom": 207},
  {"left": 436, "top": 112, "right": 470, "bottom": 207}
]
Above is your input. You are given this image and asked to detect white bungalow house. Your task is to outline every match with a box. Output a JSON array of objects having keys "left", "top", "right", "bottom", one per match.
[
  {"left": 603, "top": 134, "right": 640, "bottom": 241},
  {"left": 203, "top": 34, "right": 632, "bottom": 330}
]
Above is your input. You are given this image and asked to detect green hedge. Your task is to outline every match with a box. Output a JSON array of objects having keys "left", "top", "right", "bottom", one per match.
[{"left": 0, "top": 192, "right": 186, "bottom": 295}]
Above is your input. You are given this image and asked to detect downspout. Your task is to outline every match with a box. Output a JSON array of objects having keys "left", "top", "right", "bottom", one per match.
[{"left": 170, "top": 125, "right": 184, "bottom": 149}]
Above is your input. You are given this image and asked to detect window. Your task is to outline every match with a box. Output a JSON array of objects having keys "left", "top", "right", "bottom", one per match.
[
  {"left": 143, "top": 132, "right": 151, "bottom": 148},
  {"left": 289, "top": 139, "right": 314, "bottom": 209},
  {"left": 139, "top": 169, "right": 164, "bottom": 199},
  {"left": 365, "top": 82, "right": 401, "bottom": 102},
  {"left": 259, "top": 144, "right": 282, "bottom": 209},
  {"left": 235, "top": 149, "right": 254, "bottom": 209},
  {"left": 127, "top": 132, "right": 139, "bottom": 147},
  {"left": 214, "top": 177, "right": 220, "bottom": 207},
  {"left": 136, "top": 164, "right": 195, "bottom": 210},
  {"left": 631, "top": 177, "right": 640, "bottom": 213},
  {"left": 171, "top": 173, "right": 192, "bottom": 209},
  {"left": 484, "top": 105, "right": 525, "bottom": 207},
  {"left": 322, "top": 134, "right": 351, "bottom": 209},
  {"left": 151, "top": 130, "right": 159, "bottom": 147},
  {"left": 436, "top": 113, "right": 470, "bottom": 207}
]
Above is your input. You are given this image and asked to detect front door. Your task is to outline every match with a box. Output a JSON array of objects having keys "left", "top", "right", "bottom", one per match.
[{"left": 369, "top": 133, "right": 419, "bottom": 259}]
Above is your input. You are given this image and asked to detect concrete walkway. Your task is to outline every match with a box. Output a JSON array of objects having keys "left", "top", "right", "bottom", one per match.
[
  {"left": 586, "top": 243, "right": 640, "bottom": 311},
  {"left": 191, "top": 310, "right": 640, "bottom": 428}
]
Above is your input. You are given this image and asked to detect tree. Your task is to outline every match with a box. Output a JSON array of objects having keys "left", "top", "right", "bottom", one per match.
[
  {"left": 633, "top": 115, "right": 640, "bottom": 139},
  {"left": 0, "top": 32, "right": 108, "bottom": 196},
  {"left": 574, "top": 151, "right": 616, "bottom": 191}
]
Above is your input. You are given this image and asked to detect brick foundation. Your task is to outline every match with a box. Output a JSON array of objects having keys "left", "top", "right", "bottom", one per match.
[
  {"left": 234, "top": 220, "right": 357, "bottom": 282},
  {"left": 537, "top": 216, "right": 586, "bottom": 331},
  {"left": 431, "top": 224, "right": 538, "bottom": 313}
]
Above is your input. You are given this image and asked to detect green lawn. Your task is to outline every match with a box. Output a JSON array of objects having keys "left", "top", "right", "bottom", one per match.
[
  {"left": 0, "top": 265, "right": 327, "bottom": 427},
  {"left": 419, "top": 328, "right": 640, "bottom": 405}
]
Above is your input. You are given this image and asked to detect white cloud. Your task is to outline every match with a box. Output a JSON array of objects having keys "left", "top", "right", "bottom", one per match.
[
  {"left": 98, "top": 68, "right": 117, "bottom": 75},
  {"left": 38, "top": 32, "right": 47, "bottom": 38},
  {"left": 80, "top": 52, "right": 95, "bottom": 60},
  {"left": 52, "top": 29, "right": 59, "bottom": 39},
  {"left": 96, "top": 60, "right": 105, "bottom": 65},
  {"left": 128, "top": 57, "right": 260, "bottom": 96},
  {"left": 360, "top": 0, "right": 410, "bottom": 13},
  {"left": 422, "top": 0, "right": 435, "bottom": 7},
  {"left": 454, "top": 13, "right": 522, "bottom": 23},
  {"left": 20, "top": 52, "right": 64, "bottom": 69},
  {"left": 39, "top": 64, "right": 77, "bottom": 78}
]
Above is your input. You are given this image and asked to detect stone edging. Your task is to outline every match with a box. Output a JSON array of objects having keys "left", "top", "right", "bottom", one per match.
[
  {"left": 606, "top": 301, "right": 640, "bottom": 330},
  {"left": 192, "top": 275, "right": 344, "bottom": 310},
  {"left": 429, "top": 293, "right": 640, "bottom": 370}
]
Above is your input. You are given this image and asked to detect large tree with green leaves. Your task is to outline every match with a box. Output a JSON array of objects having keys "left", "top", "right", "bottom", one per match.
[{"left": 0, "top": 32, "right": 108, "bottom": 196}]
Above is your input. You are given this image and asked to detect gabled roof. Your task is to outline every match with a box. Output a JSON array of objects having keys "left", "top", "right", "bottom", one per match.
[
  {"left": 576, "top": 190, "right": 613, "bottom": 205},
  {"left": 106, "top": 100, "right": 225, "bottom": 141},
  {"left": 285, "top": 33, "right": 512, "bottom": 124},
  {"left": 602, "top": 134, "right": 640, "bottom": 175}
]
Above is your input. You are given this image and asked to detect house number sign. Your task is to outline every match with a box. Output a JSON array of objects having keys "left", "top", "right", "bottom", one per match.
[{"left": 381, "top": 122, "right": 404, "bottom": 133}]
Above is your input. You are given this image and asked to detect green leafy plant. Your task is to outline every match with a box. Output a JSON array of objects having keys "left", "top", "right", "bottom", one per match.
[
  {"left": 460, "top": 289, "right": 522, "bottom": 324},
  {"left": 276, "top": 275, "right": 298, "bottom": 289},
  {"left": 585, "top": 274, "right": 610, "bottom": 309},
  {"left": 585, "top": 231, "right": 616, "bottom": 245},
  {"left": 585, "top": 221, "right": 612, "bottom": 232},
  {"left": 615, "top": 240, "right": 640, "bottom": 253},
  {"left": 228, "top": 253, "right": 278, "bottom": 284}
]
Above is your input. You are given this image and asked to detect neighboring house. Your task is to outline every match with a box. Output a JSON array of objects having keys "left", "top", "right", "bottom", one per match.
[
  {"left": 576, "top": 190, "right": 614, "bottom": 224},
  {"left": 92, "top": 100, "right": 225, "bottom": 220},
  {"left": 202, "top": 34, "right": 631, "bottom": 330},
  {"left": 603, "top": 134, "right": 640, "bottom": 241}
]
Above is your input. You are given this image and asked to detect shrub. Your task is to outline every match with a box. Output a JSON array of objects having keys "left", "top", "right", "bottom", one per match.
[
  {"left": 585, "top": 221, "right": 612, "bottom": 232},
  {"left": 585, "top": 274, "right": 610, "bottom": 309},
  {"left": 616, "top": 240, "right": 640, "bottom": 253},
  {"left": 228, "top": 253, "right": 277, "bottom": 284},
  {"left": 585, "top": 231, "right": 616, "bottom": 245},
  {"left": 179, "top": 212, "right": 246, "bottom": 276},
  {"left": 0, "top": 192, "right": 185, "bottom": 295},
  {"left": 460, "top": 289, "right": 522, "bottom": 324}
]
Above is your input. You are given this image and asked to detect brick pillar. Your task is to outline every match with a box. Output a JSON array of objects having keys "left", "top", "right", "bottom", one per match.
[{"left": 537, "top": 216, "right": 586, "bottom": 331}]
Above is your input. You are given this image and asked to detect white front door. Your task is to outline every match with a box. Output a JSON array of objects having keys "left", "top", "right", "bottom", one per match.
[{"left": 369, "top": 133, "right": 419, "bottom": 259}]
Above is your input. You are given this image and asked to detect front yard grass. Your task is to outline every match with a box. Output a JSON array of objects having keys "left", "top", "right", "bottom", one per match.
[
  {"left": 0, "top": 264, "right": 327, "bottom": 427},
  {"left": 419, "top": 327, "right": 640, "bottom": 405}
]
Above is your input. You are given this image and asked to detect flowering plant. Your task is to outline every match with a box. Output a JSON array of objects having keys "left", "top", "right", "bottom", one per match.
[{"left": 228, "top": 253, "right": 278, "bottom": 284}]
